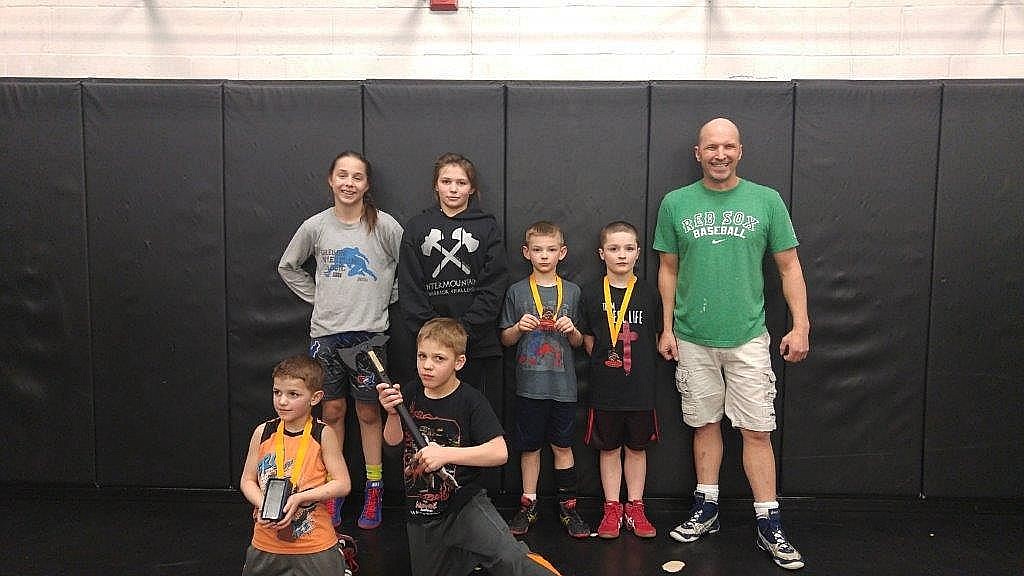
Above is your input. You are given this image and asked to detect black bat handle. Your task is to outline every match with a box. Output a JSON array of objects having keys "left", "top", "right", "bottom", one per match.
[
  {"left": 366, "top": 350, "right": 428, "bottom": 449},
  {"left": 395, "top": 403, "right": 428, "bottom": 450}
]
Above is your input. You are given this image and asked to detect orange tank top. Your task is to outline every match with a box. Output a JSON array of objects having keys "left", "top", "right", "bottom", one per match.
[{"left": 250, "top": 419, "right": 337, "bottom": 555}]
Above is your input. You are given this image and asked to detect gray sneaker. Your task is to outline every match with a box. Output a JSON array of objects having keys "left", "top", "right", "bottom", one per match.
[
  {"left": 669, "top": 491, "right": 720, "bottom": 543},
  {"left": 755, "top": 508, "right": 804, "bottom": 570}
]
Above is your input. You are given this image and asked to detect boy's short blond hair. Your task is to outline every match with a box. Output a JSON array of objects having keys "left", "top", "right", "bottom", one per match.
[
  {"left": 417, "top": 317, "right": 468, "bottom": 356},
  {"left": 599, "top": 220, "right": 639, "bottom": 247},
  {"left": 272, "top": 355, "right": 325, "bottom": 393},
  {"left": 523, "top": 220, "right": 564, "bottom": 246}
]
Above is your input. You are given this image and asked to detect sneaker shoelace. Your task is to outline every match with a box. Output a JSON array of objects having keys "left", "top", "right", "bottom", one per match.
[
  {"left": 685, "top": 503, "right": 706, "bottom": 525},
  {"left": 601, "top": 503, "right": 622, "bottom": 527},
  {"left": 627, "top": 503, "right": 653, "bottom": 528},
  {"left": 766, "top": 520, "right": 794, "bottom": 551},
  {"left": 773, "top": 531, "right": 794, "bottom": 551}
]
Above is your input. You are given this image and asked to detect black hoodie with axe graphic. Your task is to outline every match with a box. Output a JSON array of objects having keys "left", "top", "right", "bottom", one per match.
[{"left": 399, "top": 204, "right": 509, "bottom": 359}]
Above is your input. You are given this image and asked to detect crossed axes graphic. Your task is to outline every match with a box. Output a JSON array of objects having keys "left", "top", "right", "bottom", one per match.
[{"left": 420, "top": 227, "right": 480, "bottom": 278}]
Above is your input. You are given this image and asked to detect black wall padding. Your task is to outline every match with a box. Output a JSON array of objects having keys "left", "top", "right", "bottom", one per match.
[
  {"left": 647, "top": 82, "right": 794, "bottom": 497},
  {"left": 84, "top": 81, "right": 228, "bottom": 486},
  {"left": 786, "top": 81, "right": 941, "bottom": 495},
  {"left": 364, "top": 81, "right": 506, "bottom": 231},
  {"left": 505, "top": 82, "right": 649, "bottom": 495},
  {"left": 926, "top": 81, "right": 1024, "bottom": 498},
  {"left": 0, "top": 80, "right": 93, "bottom": 483},
  {"left": 364, "top": 81, "right": 507, "bottom": 492},
  {"left": 2, "top": 78, "right": 1023, "bottom": 499},
  {"left": 506, "top": 82, "right": 649, "bottom": 289},
  {"left": 223, "top": 82, "right": 364, "bottom": 485}
]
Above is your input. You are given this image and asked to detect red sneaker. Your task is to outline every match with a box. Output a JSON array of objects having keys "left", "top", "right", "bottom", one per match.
[
  {"left": 624, "top": 500, "right": 657, "bottom": 538},
  {"left": 597, "top": 500, "right": 623, "bottom": 539}
]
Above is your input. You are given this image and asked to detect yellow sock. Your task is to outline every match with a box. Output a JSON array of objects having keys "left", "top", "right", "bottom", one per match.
[{"left": 366, "top": 464, "right": 382, "bottom": 482}]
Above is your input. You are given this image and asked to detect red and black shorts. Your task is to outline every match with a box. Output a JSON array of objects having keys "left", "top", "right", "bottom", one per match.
[{"left": 584, "top": 408, "right": 659, "bottom": 451}]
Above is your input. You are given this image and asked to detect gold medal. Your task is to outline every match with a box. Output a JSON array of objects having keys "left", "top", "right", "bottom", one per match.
[
  {"left": 603, "top": 275, "right": 636, "bottom": 365},
  {"left": 530, "top": 275, "right": 562, "bottom": 331},
  {"left": 604, "top": 348, "right": 623, "bottom": 368},
  {"left": 274, "top": 416, "right": 313, "bottom": 488}
]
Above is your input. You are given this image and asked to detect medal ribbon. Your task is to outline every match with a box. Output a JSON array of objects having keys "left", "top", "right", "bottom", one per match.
[
  {"left": 529, "top": 275, "right": 563, "bottom": 321},
  {"left": 603, "top": 275, "right": 636, "bottom": 348},
  {"left": 275, "top": 416, "right": 313, "bottom": 489}
]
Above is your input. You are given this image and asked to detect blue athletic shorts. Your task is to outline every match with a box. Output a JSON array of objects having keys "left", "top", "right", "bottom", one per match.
[
  {"left": 308, "top": 332, "right": 383, "bottom": 403},
  {"left": 512, "top": 396, "right": 576, "bottom": 452}
]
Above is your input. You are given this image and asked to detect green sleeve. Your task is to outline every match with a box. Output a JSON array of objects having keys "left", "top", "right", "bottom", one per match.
[
  {"left": 767, "top": 191, "right": 799, "bottom": 253},
  {"left": 653, "top": 195, "right": 678, "bottom": 253}
]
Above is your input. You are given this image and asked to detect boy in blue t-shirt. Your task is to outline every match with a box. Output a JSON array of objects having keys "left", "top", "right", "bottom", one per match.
[{"left": 499, "top": 221, "right": 591, "bottom": 539}]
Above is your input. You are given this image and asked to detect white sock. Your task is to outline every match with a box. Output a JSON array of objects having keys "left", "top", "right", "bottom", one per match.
[
  {"left": 696, "top": 484, "right": 719, "bottom": 503},
  {"left": 754, "top": 500, "right": 779, "bottom": 518}
]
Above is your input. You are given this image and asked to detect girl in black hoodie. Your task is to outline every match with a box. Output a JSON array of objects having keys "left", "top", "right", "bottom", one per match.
[{"left": 398, "top": 153, "right": 509, "bottom": 398}]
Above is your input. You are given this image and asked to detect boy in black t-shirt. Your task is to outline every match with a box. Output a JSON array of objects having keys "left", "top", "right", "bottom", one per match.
[
  {"left": 377, "top": 318, "right": 562, "bottom": 576},
  {"left": 579, "top": 221, "right": 663, "bottom": 539}
]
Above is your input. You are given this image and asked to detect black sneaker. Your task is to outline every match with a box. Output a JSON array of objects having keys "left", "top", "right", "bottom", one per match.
[
  {"left": 558, "top": 498, "right": 592, "bottom": 539},
  {"left": 755, "top": 509, "right": 804, "bottom": 570},
  {"left": 669, "top": 491, "right": 720, "bottom": 543},
  {"left": 509, "top": 496, "right": 538, "bottom": 536}
]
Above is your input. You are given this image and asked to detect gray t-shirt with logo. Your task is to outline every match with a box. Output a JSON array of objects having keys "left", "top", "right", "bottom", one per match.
[
  {"left": 499, "top": 277, "right": 581, "bottom": 402},
  {"left": 279, "top": 208, "right": 403, "bottom": 338}
]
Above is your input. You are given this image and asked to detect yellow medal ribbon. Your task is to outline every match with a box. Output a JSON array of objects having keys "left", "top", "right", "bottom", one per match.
[
  {"left": 529, "top": 274, "right": 562, "bottom": 321},
  {"left": 603, "top": 275, "right": 636, "bottom": 348},
  {"left": 275, "top": 416, "right": 313, "bottom": 489}
]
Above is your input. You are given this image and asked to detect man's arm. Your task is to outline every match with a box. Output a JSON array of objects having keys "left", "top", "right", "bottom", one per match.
[
  {"left": 657, "top": 252, "right": 679, "bottom": 361},
  {"left": 773, "top": 247, "right": 810, "bottom": 363}
]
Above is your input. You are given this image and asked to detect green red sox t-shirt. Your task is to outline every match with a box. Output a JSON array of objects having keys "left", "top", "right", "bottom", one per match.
[{"left": 653, "top": 179, "right": 798, "bottom": 348}]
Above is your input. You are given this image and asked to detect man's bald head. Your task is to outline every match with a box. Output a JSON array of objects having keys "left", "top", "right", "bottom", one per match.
[
  {"left": 694, "top": 117, "right": 743, "bottom": 190},
  {"left": 697, "top": 117, "right": 742, "bottom": 147}
]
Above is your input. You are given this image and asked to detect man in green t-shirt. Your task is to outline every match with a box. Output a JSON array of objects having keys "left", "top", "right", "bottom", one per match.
[{"left": 653, "top": 118, "right": 810, "bottom": 571}]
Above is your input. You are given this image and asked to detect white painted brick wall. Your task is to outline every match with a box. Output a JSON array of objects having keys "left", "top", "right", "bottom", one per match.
[
  {"left": 950, "top": 54, "right": 1024, "bottom": 77},
  {"left": 333, "top": 8, "right": 471, "bottom": 55},
  {"left": 852, "top": 55, "right": 950, "bottom": 79},
  {"left": 901, "top": 6, "right": 1003, "bottom": 55},
  {"left": 1007, "top": 7, "right": 1024, "bottom": 54},
  {"left": 2, "top": 1, "right": 1022, "bottom": 79}
]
